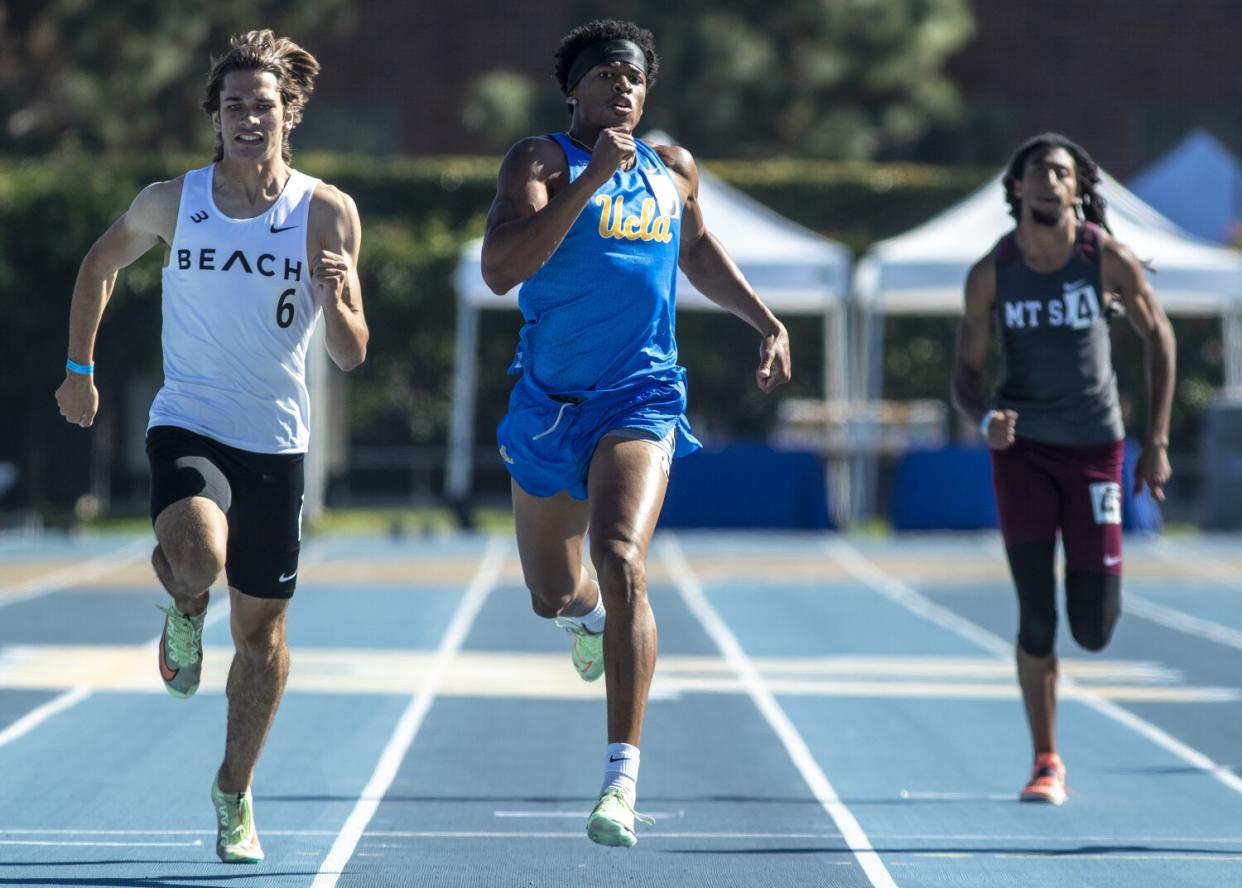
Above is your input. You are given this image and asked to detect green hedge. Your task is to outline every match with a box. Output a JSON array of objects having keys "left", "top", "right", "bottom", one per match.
[{"left": 1, "top": 153, "right": 1222, "bottom": 507}]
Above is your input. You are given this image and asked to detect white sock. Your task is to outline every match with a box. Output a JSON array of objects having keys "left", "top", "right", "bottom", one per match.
[
  {"left": 601, "top": 742, "right": 640, "bottom": 801},
  {"left": 555, "top": 582, "right": 606, "bottom": 635}
]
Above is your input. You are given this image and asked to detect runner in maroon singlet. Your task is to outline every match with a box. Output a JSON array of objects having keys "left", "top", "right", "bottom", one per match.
[{"left": 951, "top": 133, "right": 1176, "bottom": 805}]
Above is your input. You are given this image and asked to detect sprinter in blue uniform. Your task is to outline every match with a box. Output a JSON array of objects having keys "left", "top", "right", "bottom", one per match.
[{"left": 480, "top": 18, "right": 792, "bottom": 848}]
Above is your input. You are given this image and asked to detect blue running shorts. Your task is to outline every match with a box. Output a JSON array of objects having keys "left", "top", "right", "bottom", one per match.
[{"left": 497, "top": 378, "right": 701, "bottom": 499}]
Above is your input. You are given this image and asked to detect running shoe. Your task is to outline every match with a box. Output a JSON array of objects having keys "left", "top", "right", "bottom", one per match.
[
  {"left": 1020, "top": 752, "right": 1067, "bottom": 805},
  {"left": 586, "top": 788, "right": 654, "bottom": 847},
  {"left": 157, "top": 604, "right": 206, "bottom": 699},
  {"left": 211, "top": 777, "right": 264, "bottom": 863},
  {"left": 556, "top": 620, "right": 604, "bottom": 682}
]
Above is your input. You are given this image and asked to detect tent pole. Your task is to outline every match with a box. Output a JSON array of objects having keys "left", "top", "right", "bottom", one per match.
[
  {"left": 445, "top": 295, "right": 480, "bottom": 527},
  {"left": 1224, "top": 309, "right": 1242, "bottom": 394}
]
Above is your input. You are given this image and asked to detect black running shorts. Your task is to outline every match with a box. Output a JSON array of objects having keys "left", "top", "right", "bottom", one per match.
[{"left": 146, "top": 425, "right": 305, "bottom": 599}]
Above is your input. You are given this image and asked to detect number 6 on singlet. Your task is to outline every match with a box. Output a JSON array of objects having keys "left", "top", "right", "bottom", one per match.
[{"left": 276, "top": 288, "right": 295, "bottom": 328}]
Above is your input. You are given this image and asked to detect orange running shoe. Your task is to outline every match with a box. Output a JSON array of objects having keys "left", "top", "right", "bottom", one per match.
[{"left": 1020, "top": 752, "right": 1067, "bottom": 805}]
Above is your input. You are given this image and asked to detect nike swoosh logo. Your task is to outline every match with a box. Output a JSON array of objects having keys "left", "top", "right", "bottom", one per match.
[
  {"left": 609, "top": 755, "right": 628, "bottom": 762},
  {"left": 1103, "top": 554, "right": 1122, "bottom": 567},
  {"left": 279, "top": 570, "right": 298, "bottom": 583},
  {"left": 158, "top": 634, "right": 179, "bottom": 682},
  {"left": 270, "top": 224, "right": 298, "bottom": 233}
]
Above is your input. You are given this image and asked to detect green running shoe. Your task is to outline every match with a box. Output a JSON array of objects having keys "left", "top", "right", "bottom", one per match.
[
  {"left": 157, "top": 604, "right": 206, "bottom": 699},
  {"left": 556, "top": 620, "right": 604, "bottom": 682},
  {"left": 211, "top": 778, "right": 264, "bottom": 863},
  {"left": 586, "top": 788, "right": 654, "bottom": 847}
]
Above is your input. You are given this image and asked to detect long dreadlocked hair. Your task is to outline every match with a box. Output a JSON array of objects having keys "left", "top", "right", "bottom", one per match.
[{"left": 1003, "top": 132, "right": 1111, "bottom": 234}]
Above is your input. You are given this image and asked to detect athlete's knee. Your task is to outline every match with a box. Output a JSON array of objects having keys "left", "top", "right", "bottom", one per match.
[
  {"left": 1008, "top": 541, "right": 1057, "bottom": 657},
  {"left": 1017, "top": 618, "right": 1057, "bottom": 658},
  {"left": 156, "top": 535, "right": 225, "bottom": 594},
  {"left": 1066, "top": 570, "right": 1121, "bottom": 652},
  {"left": 528, "top": 585, "right": 573, "bottom": 619},
  {"left": 231, "top": 609, "right": 287, "bottom": 664},
  {"left": 524, "top": 570, "right": 580, "bottom": 618},
  {"left": 593, "top": 539, "right": 646, "bottom": 608}
]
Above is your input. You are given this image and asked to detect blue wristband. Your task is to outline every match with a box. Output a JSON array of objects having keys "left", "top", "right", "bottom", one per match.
[{"left": 66, "top": 359, "right": 95, "bottom": 376}]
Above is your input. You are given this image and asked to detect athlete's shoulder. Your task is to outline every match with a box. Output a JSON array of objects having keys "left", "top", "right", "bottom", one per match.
[
  {"left": 309, "top": 180, "right": 358, "bottom": 218},
  {"left": 129, "top": 176, "right": 185, "bottom": 241},
  {"left": 964, "top": 246, "right": 998, "bottom": 308},
  {"left": 650, "top": 142, "right": 694, "bottom": 176},
  {"left": 990, "top": 228, "right": 1022, "bottom": 269},
  {"left": 1095, "top": 226, "right": 1137, "bottom": 264},
  {"left": 308, "top": 181, "right": 361, "bottom": 254},
  {"left": 502, "top": 135, "right": 569, "bottom": 174}
]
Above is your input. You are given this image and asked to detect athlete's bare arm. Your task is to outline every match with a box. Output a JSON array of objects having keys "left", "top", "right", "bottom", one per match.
[
  {"left": 1102, "top": 237, "right": 1175, "bottom": 500},
  {"left": 480, "top": 133, "right": 628, "bottom": 295},
  {"left": 654, "top": 143, "right": 791, "bottom": 393},
  {"left": 55, "top": 179, "right": 182, "bottom": 427},
  {"left": 309, "top": 184, "right": 368, "bottom": 372},
  {"left": 953, "top": 253, "right": 1016, "bottom": 448}
]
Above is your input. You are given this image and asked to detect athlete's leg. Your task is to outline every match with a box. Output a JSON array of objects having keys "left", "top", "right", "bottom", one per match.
[
  {"left": 512, "top": 483, "right": 595, "bottom": 619},
  {"left": 992, "top": 441, "right": 1061, "bottom": 759},
  {"left": 1062, "top": 440, "right": 1125, "bottom": 652},
  {"left": 580, "top": 434, "right": 667, "bottom": 847},
  {"left": 586, "top": 435, "right": 668, "bottom": 749},
  {"left": 1009, "top": 543, "right": 1059, "bottom": 755},
  {"left": 216, "top": 587, "right": 291, "bottom": 794},
  {"left": 153, "top": 497, "right": 227, "bottom": 616}
]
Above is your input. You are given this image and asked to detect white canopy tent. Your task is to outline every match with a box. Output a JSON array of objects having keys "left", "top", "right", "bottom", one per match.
[
  {"left": 445, "top": 141, "right": 852, "bottom": 506},
  {"left": 853, "top": 169, "right": 1242, "bottom": 398}
]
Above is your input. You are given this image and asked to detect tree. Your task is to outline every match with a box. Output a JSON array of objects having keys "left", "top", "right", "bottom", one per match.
[
  {"left": 0, "top": 0, "right": 351, "bottom": 156},
  {"left": 610, "top": 0, "right": 974, "bottom": 159}
]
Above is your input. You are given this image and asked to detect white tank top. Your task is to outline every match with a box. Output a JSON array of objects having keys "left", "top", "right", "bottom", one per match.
[{"left": 148, "top": 164, "right": 322, "bottom": 453}]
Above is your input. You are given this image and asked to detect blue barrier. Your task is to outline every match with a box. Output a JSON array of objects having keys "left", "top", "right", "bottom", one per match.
[
  {"left": 890, "top": 441, "right": 1163, "bottom": 533},
  {"left": 890, "top": 446, "right": 997, "bottom": 531},
  {"left": 659, "top": 444, "right": 833, "bottom": 530}
]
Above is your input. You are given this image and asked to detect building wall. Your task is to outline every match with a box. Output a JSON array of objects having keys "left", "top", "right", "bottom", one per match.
[
  {"left": 304, "top": 0, "right": 1242, "bottom": 173},
  {"left": 308, "top": 0, "right": 573, "bottom": 154},
  {"left": 945, "top": 0, "right": 1242, "bottom": 174}
]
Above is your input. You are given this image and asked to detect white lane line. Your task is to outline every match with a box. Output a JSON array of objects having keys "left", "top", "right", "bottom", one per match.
[
  {"left": 0, "top": 839, "right": 203, "bottom": 848},
  {"left": 0, "top": 686, "right": 93, "bottom": 750},
  {"left": 494, "top": 809, "right": 684, "bottom": 819},
  {"left": 342, "top": 832, "right": 858, "bottom": 844},
  {"left": 0, "top": 596, "right": 234, "bottom": 753},
  {"left": 1127, "top": 595, "right": 1242, "bottom": 652},
  {"left": 0, "top": 537, "right": 151, "bottom": 608},
  {"left": 994, "top": 853, "right": 1242, "bottom": 862},
  {"left": 825, "top": 538, "right": 1242, "bottom": 797},
  {"left": 311, "top": 535, "right": 508, "bottom": 888},
  {"left": 0, "top": 541, "right": 332, "bottom": 748},
  {"left": 5, "top": 827, "right": 1241, "bottom": 844},
  {"left": 1151, "top": 537, "right": 1242, "bottom": 586},
  {"left": 897, "top": 791, "right": 1013, "bottom": 801},
  {"left": 660, "top": 536, "right": 900, "bottom": 888}
]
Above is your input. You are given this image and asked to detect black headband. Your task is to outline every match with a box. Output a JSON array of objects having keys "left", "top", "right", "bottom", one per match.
[{"left": 566, "top": 39, "right": 647, "bottom": 93}]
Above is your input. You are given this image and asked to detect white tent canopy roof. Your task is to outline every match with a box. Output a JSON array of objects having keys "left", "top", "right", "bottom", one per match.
[
  {"left": 454, "top": 131, "right": 852, "bottom": 312},
  {"left": 855, "top": 169, "right": 1242, "bottom": 316}
]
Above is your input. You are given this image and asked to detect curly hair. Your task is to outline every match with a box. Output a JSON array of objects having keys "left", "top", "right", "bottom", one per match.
[
  {"left": 1003, "top": 132, "right": 1111, "bottom": 233},
  {"left": 553, "top": 18, "right": 659, "bottom": 97},
  {"left": 202, "top": 30, "right": 321, "bottom": 163}
]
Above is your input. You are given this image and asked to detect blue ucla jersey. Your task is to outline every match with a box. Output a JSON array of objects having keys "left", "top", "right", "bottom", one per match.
[{"left": 514, "top": 133, "right": 683, "bottom": 394}]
